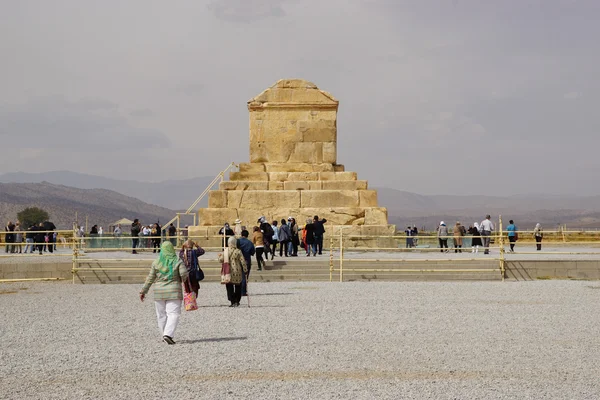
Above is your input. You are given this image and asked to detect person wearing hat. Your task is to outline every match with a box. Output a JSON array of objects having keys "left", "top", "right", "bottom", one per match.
[{"left": 233, "top": 219, "right": 243, "bottom": 238}]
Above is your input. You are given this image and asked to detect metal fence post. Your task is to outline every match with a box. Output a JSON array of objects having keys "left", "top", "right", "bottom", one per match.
[
  {"left": 339, "top": 228, "right": 344, "bottom": 282},
  {"left": 329, "top": 236, "right": 334, "bottom": 282},
  {"left": 499, "top": 215, "right": 505, "bottom": 281},
  {"left": 72, "top": 223, "right": 77, "bottom": 284}
]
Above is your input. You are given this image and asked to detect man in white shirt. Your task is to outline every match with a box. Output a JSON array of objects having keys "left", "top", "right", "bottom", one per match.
[{"left": 479, "top": 215, "right": 495, "bottom": 254}]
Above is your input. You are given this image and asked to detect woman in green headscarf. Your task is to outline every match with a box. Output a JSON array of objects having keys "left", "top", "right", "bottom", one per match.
[{"left": 140, "top": 241, "right": 189, "bottom": 344}]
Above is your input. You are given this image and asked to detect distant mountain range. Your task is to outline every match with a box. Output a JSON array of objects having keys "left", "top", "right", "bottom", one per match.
[
  {"left": 0, "top": 182, "right": 178, "bottom": 229},
  {"left": 0, "top": 171, "right": 214, "bottom": 210},
  {"left": 1, "top": 171, "right": 599, "bottom": 229},
  {"left": 376, "top": 188, "right": 600, "bottom": 229}
]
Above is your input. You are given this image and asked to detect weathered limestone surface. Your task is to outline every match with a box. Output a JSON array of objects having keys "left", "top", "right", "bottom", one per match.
[{"left": 195, "top": 79, "right": 395, "bottom": 248}]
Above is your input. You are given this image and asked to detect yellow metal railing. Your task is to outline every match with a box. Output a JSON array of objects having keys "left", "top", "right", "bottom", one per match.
[{"left": 3, "top": 220, "right": 600, "bottom": 284}]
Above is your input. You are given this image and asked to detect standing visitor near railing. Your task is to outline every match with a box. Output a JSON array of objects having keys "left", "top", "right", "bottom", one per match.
[
  {"left": 34, "top": 223, "right": 46, "bottom": 255},
  {"left": 113, "top": 224, "right": 122, "bottom": 249},
  {"left": 313, "top": 215, "right": 327, "bottom": 255},
  {"left": 533, "top": 223, "right": 543, "bottom": 251},
  {"left": 4, "top": 221, "right": 15, "bottom": 253},
  {"left": 24, "top": 224, "right": 36, "bottom": 254},
  {"left": 453, "top": 221, "right": 465, "bottom": 253},
  {"left": 152, "top": 223, "right": 162, "bottom": 253},
  {"left": 43, "top": 220, "right": 56, "bottom": 253},
  {"left": 479, "top": 215, "right": 495, "bottom": 255},
  {"left": 131, "top": 219, "right": 141, "bottom": 254},
  {"left": 404, "top": 226, "right": 414, "bottom": 248},
  {"left": 168, "top": 223, "right": 177, "bottom": 247},
  {"left": 437, "top": 221, "right": 449, "bottom": 253},
  {"left": 506, "top": 220, "right": 518, "bottom": 252},
  {"left": 89, "top": 225, "right": 98, "bottom": 249},
  {"left": 303, "top": 218, "right": 317, "bottom": 257},
  {"left": 411, "top": 226, "right": 419, "bottom": 247},
  {"left": 469, "top": 222, "right": 482, "bottom": 253},
  {"left": 14, "top": 222, "right": 23, "bottom": 254}
]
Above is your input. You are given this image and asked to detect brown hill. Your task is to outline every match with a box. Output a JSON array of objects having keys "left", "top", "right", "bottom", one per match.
[
  {"left": 0, "top": 182, "right": 178, "bottom": 230},
  {"left": 376, "top": 188, "right": 600, "bottom": 230}
]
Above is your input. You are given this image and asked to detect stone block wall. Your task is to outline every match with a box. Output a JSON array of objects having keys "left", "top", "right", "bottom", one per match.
[{"left": 248, "top": 79, "right": 338, "bottom": 164}]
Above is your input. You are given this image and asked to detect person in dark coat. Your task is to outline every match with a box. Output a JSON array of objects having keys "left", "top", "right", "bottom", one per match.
[
  {"left": 218, "top": 223, "right": 235, "bottom": 249},
  {"left": 34, "top": 223, "right": 46, "bottom": 255},
  {"left": 168, "top": 223, "right": 177, "bottom": 246},
  {"left": 131, "top": 219, "right": 141, "bottom": 254},
  {"left": 258, "top": 217, "right": 273, "bottom": 257},
  {"left": 179, "top": 239, "right": 205, "bottom": 297},
  {"left": 42, "top": 221, "right": 56, "bottom": 253},
  {"left": 303, "top": 219, "right": 317, "bottom": 256},
  {"left": 237, "top": 229, "right": 255, "bottom": 296},
  {"left": 5, "top": 221, "right": 15, "bottom": 253},
  {"left": 289, "top": 217, "right": 299, "bottom": 256},
  {"left": 404, "top": 226, "right": 414, "bottom": 248},
  {"left": 25, "top": 225, "right": 36, "bottom": 254},
  {"left": 312, "top": 216, "right": 327, "bottom": 255},
  {"left": 278, "top": 219, "right": 291, "bottom": 257},
  {"left": 468, "top": 223, "right": 483, "bottom": 253},
  {"left": 151, "top": 223, "right": 162, "bottom": 253}
]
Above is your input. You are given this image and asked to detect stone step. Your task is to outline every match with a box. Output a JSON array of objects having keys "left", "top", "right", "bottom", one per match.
[
  {"left": 196, "top": 206, "right": 388, "bottom": 226},
  {"left": 229, "top": 171, "right": 357, "bottom": 182},
  {"left": 208, "top": 190, "right": 378, "bottom": 209},
  {"left": 239, "top": 162, "right": 345, "bottom": 173},
  {"left": 73, "top": 259, "right": 501, "bottom": 283},
  {"left": 219, "top": 180, "right": 368, "bottom": 191}
]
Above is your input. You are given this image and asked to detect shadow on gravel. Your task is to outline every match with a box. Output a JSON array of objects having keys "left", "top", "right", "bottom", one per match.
[
  {"left": 199, "top": 305, "right": 231, "bottom": 308},
  {"left": 250, "top": 292, "right": 295, "bottom": 296},
  {"left": 245, "top": 305, "right": 288, "bottom": 308},
  {"left": 179, "top": 336, "right": 248, "bottom": 344}
]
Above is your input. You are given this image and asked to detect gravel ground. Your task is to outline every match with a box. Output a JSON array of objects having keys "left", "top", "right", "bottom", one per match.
[{"left": 1, "top": 281, "right": 599, "bottom": 399}]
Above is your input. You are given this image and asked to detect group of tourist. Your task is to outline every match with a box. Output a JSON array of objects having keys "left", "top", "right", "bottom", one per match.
[
  {"left": 136, "top": 213, "right": 546, "bottom": 345},
  {"left": 139, "top": 212, "right": 332, "bottom": 345},
  {"left": 218, "top": 215, "right": 328, "bottom": 270},
  {"left": 140, "top": 238, "right": 246, "bottom": 345},
  {"left": 123, "top": 220, "right": 179, "bottom": 254},
  {"left": 431, "top": 216, "right": 544, "bottom": 254},
  {"left": 4, "top": 220, "right": 57, "bottom": 255}
]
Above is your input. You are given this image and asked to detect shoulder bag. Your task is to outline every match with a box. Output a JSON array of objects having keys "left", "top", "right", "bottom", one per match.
[{"left": 221, "top": 248, "right": 231, "bottom": 284}]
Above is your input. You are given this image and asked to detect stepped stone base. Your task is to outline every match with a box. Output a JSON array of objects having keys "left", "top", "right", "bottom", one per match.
[{"left": 191, "top": 79, "right": 396, "bottom": 248}]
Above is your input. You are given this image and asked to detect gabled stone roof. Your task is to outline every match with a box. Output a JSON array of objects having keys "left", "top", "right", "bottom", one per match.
[{"left": 248, "top": 79, "right": 338, "bottom": 109}]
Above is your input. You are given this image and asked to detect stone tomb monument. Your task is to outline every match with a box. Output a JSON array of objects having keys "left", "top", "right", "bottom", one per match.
[{"left": 189, "top": 79, "right": 395, "bottom": 248}]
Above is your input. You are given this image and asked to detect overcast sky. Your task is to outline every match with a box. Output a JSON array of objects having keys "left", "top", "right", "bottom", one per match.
[{"left": 1, "top": 0, "right": 599, "bottom": 196}]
